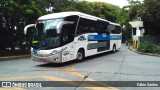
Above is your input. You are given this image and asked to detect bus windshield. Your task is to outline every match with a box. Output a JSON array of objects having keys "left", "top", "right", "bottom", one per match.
[
  {"left": 32, "top": 18, "right": 64, "bottom": 49},
  {"left": 32, "top": 15, "right": 78, "bottom": 50}
]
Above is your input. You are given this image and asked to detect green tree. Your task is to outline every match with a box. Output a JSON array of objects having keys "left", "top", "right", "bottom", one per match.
[
  {"left": 128, "top": 0, "right": 160, "bottom": 36},
  {"left": 48, "top": 1, "right": 122, "bottom": 22},
  {"left": 0, "top": 0, "right": 47, "bottom": 51},
  {"left": 143, "top": 0, "right": 160, "bottom": 36},
  {"left": 117, "top": 9, "right": 132, "bottom": 40}
]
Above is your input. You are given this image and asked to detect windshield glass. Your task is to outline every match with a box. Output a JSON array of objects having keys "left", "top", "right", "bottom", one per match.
[
  {"left": 32, "top": 18, "right": 64, "bottom": 49},
  {"left": 32, "top": 15, "right": 79, "bottom": 50}
]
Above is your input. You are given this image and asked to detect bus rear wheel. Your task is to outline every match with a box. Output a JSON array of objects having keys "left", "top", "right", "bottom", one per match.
[
  {"left": 112, "top": 44, "right": 116, "bottom": 53},
  {"left": 76, "top": 49, "right": 84, "bottom": 62}
]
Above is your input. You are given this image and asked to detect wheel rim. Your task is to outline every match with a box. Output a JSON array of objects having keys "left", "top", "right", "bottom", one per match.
[{"left": 77, "top": 52, "right": 83, "bottom": 60}]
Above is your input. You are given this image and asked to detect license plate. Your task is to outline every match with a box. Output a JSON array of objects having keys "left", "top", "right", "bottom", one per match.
[{"left": 39, "top": 59, "right": 46, "bottom": 62}]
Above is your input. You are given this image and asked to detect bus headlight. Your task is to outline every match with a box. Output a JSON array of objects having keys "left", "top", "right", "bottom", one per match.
[{"left": 51, "top": 50, "right": 61, "bottom": 55}]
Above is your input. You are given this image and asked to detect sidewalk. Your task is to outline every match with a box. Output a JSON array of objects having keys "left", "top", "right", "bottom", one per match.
[
  {"left": 128, "top": 45, "right": 160, "bottom": 57},
  {"left": 0, "top": 54, "right": 31, "bottom": 60}
]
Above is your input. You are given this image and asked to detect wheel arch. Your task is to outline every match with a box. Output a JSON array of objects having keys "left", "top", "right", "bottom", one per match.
[{"left": 77, "top": 47, "right": 85, "bottom": 57}]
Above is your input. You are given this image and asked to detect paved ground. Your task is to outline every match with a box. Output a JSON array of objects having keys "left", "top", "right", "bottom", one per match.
[{"left": 0, "top": 44, "right": 160, "bottom": 90}]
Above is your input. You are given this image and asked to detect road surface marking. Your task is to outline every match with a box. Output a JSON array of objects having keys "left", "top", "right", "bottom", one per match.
[
  {"left": 41, "top": 75, "right": 119, "bottom": 90},
  {"left": 0, "top": 74, "right": 120, "bottom": 90},
  {"left": 0, "top": 88, "right": 25, "bottom": 90},
  {"left": 0, "top": 76, "right": 42, "bottom": 81},
  {"left": 58, "top": 66, "right": 119, "bottom": 90},
  {"left": 0, "top": 75, "right": 117, "bottom": 90}
]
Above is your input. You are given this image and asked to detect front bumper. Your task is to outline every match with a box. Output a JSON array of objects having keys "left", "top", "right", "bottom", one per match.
[{"left": 31, "top": 53, "right": 62, "bottom": 63}]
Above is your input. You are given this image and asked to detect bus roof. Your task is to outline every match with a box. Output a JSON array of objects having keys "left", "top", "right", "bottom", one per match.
[
  {"left": 109, "top": 22, "right": 121, "bottom": 26},
  {"left": 38, "top": 11, "right": 120, "bottom": 26}
]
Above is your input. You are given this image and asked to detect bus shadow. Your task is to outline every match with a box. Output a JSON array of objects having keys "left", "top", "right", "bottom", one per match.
[
  {"left": 85, "top": 51, "right": 114, "bottom": 61},
  {"left": 37, "top": 60, "right": 77, "bottom": 67},
  {"left": 37, "top": 50, "right": 119, "bottom": 68}
]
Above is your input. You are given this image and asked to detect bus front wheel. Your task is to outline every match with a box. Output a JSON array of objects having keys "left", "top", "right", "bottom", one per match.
[{"left": 76, "top": 49, "right": 84, "bottom": 62}]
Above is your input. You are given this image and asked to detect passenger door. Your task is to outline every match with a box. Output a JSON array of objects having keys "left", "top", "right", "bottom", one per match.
[{"left": 61, "top": 24, "right": 75, "bottom": 62}]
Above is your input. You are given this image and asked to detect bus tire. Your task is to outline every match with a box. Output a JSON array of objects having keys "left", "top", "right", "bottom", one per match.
[
  {"left": 76, "top": 49, "right": 84, "bottom": 62},
  {"left": 112, "top": 44, "right": 116, "bottom": 53}
]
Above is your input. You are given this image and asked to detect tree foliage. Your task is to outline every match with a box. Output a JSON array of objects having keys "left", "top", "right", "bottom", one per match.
[
  {"left": 44, "top": 0, "right": 121, "bottom": 22},
  {"left": 0, "top": 0, "right": 127, "bottom": 52},
  {"left": 0, "top": 0, "right": 47, "bottom": 51},
  {"left": 128, "top": 0, "right": 160, "bottom": 36}
]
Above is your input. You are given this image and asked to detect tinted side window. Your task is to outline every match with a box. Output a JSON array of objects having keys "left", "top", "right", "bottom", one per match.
[
  {"left": 61, "top": 24, "right": 74, "bottom": 45},
  {"left": 60, "top": 15, "right": 79, "bottom": 45},
  {"left": 76, "top": 18, "right": 110, "bottom": 35},
  {"left": 76, "top": 18, "right": 96, "bottom": 35},
  {"left": 89, "top": 20, "right": 97, "bottom": 32},
  {"left": 77, "top": 18, "right": 89, "bottom": 35},
  {"left": 96, "top": 21, "right": 108, "bottom": 33},
  {"left": 65, "top": 15, "right": 79, "bottom": 36},
  {"left": 115, "top": 26, "right": 121, "bottom": 34},
  {"left": 108, "top": 25, "right": 121, "bottom": 34}
]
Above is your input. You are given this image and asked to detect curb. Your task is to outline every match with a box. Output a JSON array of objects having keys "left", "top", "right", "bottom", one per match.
[
  {"left": 128, "top": 46, "right": 160, "bottom": 57},
  {"left": 0, "top": 55, "right": 31, "bottom": 60}
]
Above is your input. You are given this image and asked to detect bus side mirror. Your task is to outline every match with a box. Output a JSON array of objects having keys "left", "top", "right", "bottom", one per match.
[{"left": 24, "top": 24, "right": 35, "bottom": 35}]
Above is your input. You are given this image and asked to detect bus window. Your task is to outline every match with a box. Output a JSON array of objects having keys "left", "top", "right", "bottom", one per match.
[
  {"left": 96, "top": 20, "right": 108, "bottom": 33},
  {"left": 89, "top": 20, "right": 96, "bottom": 32},
  {"left": 61, "top": 24, "right": 74, "bottom": 45},
  {"left": 77, "top": 18, "right": 89, "bottom": 35},
  {"left": 108, "top": 25, "right": 121, "bottom": 34},
  {"left": 115, "top": 26, "right": 121, "bottom": 34},
  {"left": 76, "top": 18, "right": 96, "bottom": 35},
  {"left": 64, "top": 15, "right": 79, "bottom": 37},
  {"left": 65, "top": 15, "right": 79, "bottom": 22},
  {"left": 46, "top": 29, "right": 57, "bottom": 38}
]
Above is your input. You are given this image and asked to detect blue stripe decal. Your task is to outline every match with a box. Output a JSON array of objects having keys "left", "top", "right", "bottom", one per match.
[
  {"left": 110, "top": 35, "right": 122, "bottom": 40},
  {"left": 88, "top": 35, "right": 121, "bottom": 41}
]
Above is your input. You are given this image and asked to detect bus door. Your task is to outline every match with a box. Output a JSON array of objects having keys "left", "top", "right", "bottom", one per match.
[{"left": 61, "top": 24, "right": 75, "bottom": 62}]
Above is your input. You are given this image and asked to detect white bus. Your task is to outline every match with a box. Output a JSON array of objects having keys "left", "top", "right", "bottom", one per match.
[{"left": 24, "top": 12, "right": 122, "bottom": 63}]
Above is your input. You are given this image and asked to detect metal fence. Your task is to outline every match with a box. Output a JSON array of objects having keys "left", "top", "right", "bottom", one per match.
[{"left": 139, "top": 36, "right": 160, "bottom": 45}]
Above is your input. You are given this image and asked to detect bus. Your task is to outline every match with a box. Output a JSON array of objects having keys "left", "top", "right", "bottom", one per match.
[{"left": 24, "top": 12, "right": 122, "bottom": 63}]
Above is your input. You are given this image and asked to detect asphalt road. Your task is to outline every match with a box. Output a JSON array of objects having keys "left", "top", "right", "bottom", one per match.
[{"left": 0, "top": 44, "right": 160, "bottom": 90}]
